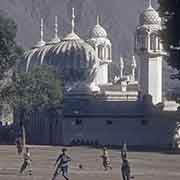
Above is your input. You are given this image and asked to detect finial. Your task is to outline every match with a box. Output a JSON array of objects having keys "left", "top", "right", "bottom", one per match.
[
  {"left": 97, "top": 15, "right": 100, "bottom": 25},
  {"left": 148, "top": 0, "right": 152, "bottom": 8},
  {"left": 33, "top": 18, "right": 45, "bottom": 48},
  {"left": 54, "top": 16, "right": 58, "bottom": 39},
  {"left": 40, "top": 18, "right": 44, "bottom": 42},
  {"left": 71, "top": 8, "right": 75, "bottom": 33},
  {"left": 48, "top": 16, "right": 60, "bottom": 44}
]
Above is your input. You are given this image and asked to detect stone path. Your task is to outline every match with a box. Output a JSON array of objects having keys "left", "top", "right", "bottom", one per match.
[{"left": 0, "top": 145, "right": 180, "bottom": 180}]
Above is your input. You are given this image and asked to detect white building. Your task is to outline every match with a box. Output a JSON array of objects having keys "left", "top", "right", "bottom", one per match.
[{"left": 20, "top": 3, "right": 180, "bottom": 148}]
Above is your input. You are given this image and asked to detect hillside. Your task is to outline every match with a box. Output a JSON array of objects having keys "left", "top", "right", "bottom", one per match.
[
  {"left": 0, "top": 0, "right": 179, "bottom": 90},
  {"left": 0, "top": 0, "right": 147, "bottom": 59}
]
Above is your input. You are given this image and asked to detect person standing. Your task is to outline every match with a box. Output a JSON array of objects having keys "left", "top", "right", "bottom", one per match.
[
  {"left": 100, "top": 147, "right": 112, "bottom": 171},
  {"left": 52, "top": 148, "right": 71, "bottom": 180},
  {"left": 19, "top": 147, "right": 32, "bottom": 175},
  {"left": 121, "top": 157, "right": 131, "bottom": 180}
]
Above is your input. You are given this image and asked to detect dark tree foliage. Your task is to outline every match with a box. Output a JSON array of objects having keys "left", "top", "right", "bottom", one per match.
[
  {"left": 14, "top": 65, "right": 63, "bottom": 111},
  {"left": 0, "top": 12, "right": 23, "bottom": 100},
  {"left": 159, "top": 0, "right": 180, "bottom": 79},
  {"left": 16, "top": 65, "right": 62, "bottom": 108},
  {"left": 0, "top": 13, "right": 23, "bottom": 80},
  {"left": 1, "top": 65, "right": 63, "bottom": 125}
]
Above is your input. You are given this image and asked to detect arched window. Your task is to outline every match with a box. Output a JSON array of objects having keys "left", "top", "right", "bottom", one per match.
[
  {"left": 144, "top": 35, "right": 148, "bottom": 49},
  {"left": 158, "top": 37, "right": 161, "bottom": 50},
  {"left": 98, "top": 45, "right": 103, "bottom": 59},
  {"left": 107, "top": 45, "right": 111, "bottom": 60},
  {"left": 137, "top": 35, "right": 144, "bottom": 50},
  {"left": 150, "top": 34, "right": 157, "bottom": 51},
  {"left": 137, "top": 35, "right": 147, "bottom": 50},
  {"left": 136, "top": 30, "right": 148, "bottom": 51}
]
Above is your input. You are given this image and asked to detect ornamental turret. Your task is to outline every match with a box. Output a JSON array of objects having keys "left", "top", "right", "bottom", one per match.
[{"left": 87, "top": 16, "right": 112, "bottom": 85}]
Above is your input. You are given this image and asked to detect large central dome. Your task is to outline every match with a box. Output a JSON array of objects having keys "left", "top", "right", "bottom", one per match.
[
  {"left": 24, "top": 8, "right": 100, "bottom": 85},
  {"left": 25, "top": 31, "right": 99, "bottom": 84},
  {"left": 46, "top": 32, "right": 99, "bottom": 83}
]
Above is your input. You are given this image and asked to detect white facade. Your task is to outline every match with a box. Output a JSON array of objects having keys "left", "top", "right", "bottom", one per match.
[{"left": 135, "top": 3, "right": 164, "bottom": 104}]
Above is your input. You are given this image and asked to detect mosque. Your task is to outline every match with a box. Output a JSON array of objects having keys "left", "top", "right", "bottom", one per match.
[{"left": 22, "top": 1, "right": 180, "bottom": 148}]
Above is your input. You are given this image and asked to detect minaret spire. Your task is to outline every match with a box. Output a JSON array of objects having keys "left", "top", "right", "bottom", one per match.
[
  {"left": 97, "top": 15, "right": 100, "bottom": 25},
  {"left": 54, "top": 16, "right": 58, "bottom": 39},
  {"left": 63, "top": 7, "right": 80, "bottom": 40},
  {"left": 33, "top": 17, "right": 45, "bottom": 48},
  {"left": 48, "top": 16, "right": 60, "bottom": 44},
  {"left": 71, "top": 8, "right": 75, "bottom": 33},
  {"left": 40, "top": 18, "right": 44, "bottom": 43},
  {"left": 148, "top": 0, "right": 152, "bottom": 8}
]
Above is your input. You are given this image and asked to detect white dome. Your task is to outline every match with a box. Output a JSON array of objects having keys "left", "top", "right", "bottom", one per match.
[
  {"left": 139, "top": 6, "right": 161, "bottom": 25},
  {"left": 91, "top": 24, "right": 107, "bottom": 38}
]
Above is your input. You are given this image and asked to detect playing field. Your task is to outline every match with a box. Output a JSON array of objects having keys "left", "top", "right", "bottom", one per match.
[{"left": 0, "top": 145, "right": 180, "bottom": 180}]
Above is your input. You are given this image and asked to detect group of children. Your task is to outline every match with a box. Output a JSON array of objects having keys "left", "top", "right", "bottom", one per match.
[{"left": 16, "top": 143, "right": 132, "bottom": 180}]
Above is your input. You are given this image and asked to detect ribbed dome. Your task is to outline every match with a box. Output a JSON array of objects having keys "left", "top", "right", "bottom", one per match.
[
  {"left": 91, "top": 24, "right": 107, "bottom": 38},
  {"left": 24, "top": 32, "right": 99, "bottom": 83},
  {"left": 139, "top": 6, "right": 161, "bottom": 25}
]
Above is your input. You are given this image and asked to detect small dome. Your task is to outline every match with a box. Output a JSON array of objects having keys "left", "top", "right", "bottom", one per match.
[
  {"left": 139, "top": 6, "right": 161, "bottom": 25},
  {"left": 25, "top": 8, "right": 99, "bottom": 89},
  {"left": 91, "top": 24, "right": 107, "bottom": 38}
]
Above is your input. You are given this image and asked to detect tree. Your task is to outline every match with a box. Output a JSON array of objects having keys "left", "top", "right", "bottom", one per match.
[
  {"left": 0, "top": 12, "right": 23, "bottom": 95},
  {"left": 0, "top": 13, "right": 23, "bottom": 144},
  {"left": 11, "top": 65, "right": 63, "bottom": 124},
  {"left": 0, "top": 64, "right": 63, "bottom": 145},
  {"left": 158, "top": 0, "right": 180, "bottom": 79}
]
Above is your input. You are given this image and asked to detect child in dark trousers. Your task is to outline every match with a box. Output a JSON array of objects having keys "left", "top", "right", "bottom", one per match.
[
  {"left": 52, "top": 148, "right": 71, "bottom": 180},
  {"left": 121, "top": 158, "right": 131, "bottom": 180}
]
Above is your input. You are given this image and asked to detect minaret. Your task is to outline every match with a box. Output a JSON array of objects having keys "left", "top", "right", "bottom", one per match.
[
  {"left": 33, "top": 18, "right": 46, "bottom": 48},
  {"left": 135, "top": 0, "right": 165, "bottom": 104},
  {"left": 87, "top": 15, "right": 112, "bottom": 85}
]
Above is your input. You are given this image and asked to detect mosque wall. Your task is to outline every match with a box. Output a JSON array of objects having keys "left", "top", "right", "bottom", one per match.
[
  {"left": 62, "top": 113, "right": 178, "bottom": 148},
  {"left": 15, "top": 110, "right": 63, "bottom": 145},
  {"left": 14, "top": 103, "right": 180, "bottom": 148}
]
